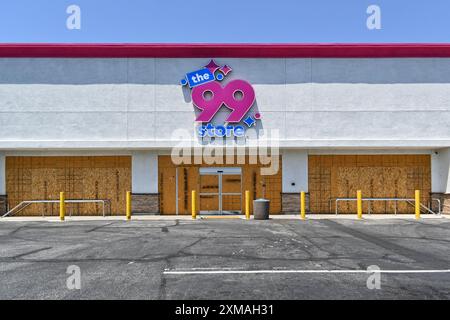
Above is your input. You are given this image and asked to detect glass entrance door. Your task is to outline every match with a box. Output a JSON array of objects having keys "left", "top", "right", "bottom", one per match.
[{"left": 199, "top": 167, "right": 242, "bottom": 215}]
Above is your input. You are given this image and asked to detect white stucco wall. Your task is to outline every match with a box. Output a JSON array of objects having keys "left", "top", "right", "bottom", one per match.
[
  {"left": 282, "top": 150, "right": 308, "bottom": 193},
  {"left": 131, "top": 151, "right": 158, "bottom": 194},
  {"left": 431, "top": 148, "right": 450, "bottom": 193},
  {"left": 0, "top": 153, "right": 5, "bottom": 195},
  {"left": 0, "top": 57, "right": 449, "bottom": 149}
]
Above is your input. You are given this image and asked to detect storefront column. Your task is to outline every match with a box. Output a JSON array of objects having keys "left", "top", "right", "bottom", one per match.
[
  {"left": 281, "top": 150, "right": 308, "bottom": 213},
  {"left": 0, "top": 153, "right": 6, "bottom": 215},
  {"left": 431, "top": 148, "right": 450, "bottom": 213},
  {"left": 131, "top": 151, "right": 159, "bottom": 214}
]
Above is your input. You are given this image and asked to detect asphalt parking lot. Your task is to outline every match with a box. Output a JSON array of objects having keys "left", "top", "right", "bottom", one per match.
[{"left": 0, "top": 217, "right": 449, "bottom": 299}]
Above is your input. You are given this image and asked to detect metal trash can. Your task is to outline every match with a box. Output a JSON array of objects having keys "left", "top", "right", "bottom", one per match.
[{"left": 253, "top": 199, "right": 270, "bottom": 220}]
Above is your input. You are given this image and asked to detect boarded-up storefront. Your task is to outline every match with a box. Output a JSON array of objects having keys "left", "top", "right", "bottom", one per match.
[
  {"left": 158, "top": 156, "right": 282, "bottom": 215},
  {"left": 308, "top": 155, "right": 431, "bottom": 214},
  {"left": 6, "top": 156, "right": 131, "bottom": 216}
]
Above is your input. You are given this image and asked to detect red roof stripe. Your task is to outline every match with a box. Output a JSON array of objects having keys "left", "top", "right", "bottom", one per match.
[{"left": 0, "top": 43, "right": 450, "bottom": 58}]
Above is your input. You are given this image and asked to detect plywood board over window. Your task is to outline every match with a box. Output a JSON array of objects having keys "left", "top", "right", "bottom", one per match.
[
  {"left": 308, "top": 155, "right": 431, "bottom": 214},
  {"left": 6, "top": 156, "right": 131, "bottom": 216}
]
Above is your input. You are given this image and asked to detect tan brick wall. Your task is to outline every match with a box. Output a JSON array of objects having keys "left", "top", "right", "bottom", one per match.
[
  {"left": 431, "top": 193, "right": 450, "bottom": 214},
  {"left": 132, "top": 193, "right": 159, "bottom": 214},
  {"left": 282, "top": 193, "right": 310, "bottom": 214},
  {"left": 0, "top": 195, "right": 7, "bottom": 215}
]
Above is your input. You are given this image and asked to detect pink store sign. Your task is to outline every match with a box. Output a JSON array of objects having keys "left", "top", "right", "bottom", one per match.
[{"left": 181, "top": 60, "right": 261, "bottom": 138}]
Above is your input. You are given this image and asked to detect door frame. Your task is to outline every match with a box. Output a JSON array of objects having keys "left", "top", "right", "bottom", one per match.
[{"left": 198, "top": 167, "right": 242, "bottom": 215}]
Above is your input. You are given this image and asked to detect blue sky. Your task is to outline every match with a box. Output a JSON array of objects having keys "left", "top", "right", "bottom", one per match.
[{"left": 0, "top": 0, "right": 449, "bottom": 43}]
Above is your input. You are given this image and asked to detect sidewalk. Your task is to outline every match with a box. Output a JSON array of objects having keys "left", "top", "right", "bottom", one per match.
[{"left": 1, "top": 214, "right": 448, "bottom": 222}]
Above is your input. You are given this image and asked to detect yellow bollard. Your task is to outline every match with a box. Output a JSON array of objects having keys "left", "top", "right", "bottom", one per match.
[
  {"left": 357, "top": 190, "right": 362, "bottom": 219},
  {"left": 191, "top": 190, "right": 197, "bottom": 219},
  {"left": 59, "top": 192, "right": 65, "bottom": 221},
  {"left": 126, "top": 191, "right": 131, "bottom": 221},
  {"left": 245, "top": 190, "right": 250, "bottom": 220},
  {"left": 415, "top": 190, "right": 421, "bottom": 219},
  {"left": 300, "top": 191, "right": 306, "bottom": 220}
]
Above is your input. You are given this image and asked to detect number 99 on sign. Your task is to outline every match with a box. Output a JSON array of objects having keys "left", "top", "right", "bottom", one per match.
[{"left": 192, "top": 79, "right": 256, "bottom": 123}]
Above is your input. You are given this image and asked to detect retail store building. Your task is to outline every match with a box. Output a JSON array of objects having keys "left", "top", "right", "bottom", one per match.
[{"left": 0, "top": 44, "right": 449, "bottom": 216}]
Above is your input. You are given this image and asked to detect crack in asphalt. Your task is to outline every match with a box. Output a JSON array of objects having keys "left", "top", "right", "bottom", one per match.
[
  {"left": 1, "top": 222, "right": 47, "bottom": 237},
  {"left": 158, "top": 258, "right": 170, "bottom": 300},
  {"left": 318, "top": 220, "right": 450, "bottom": 269},
  {"left": 6, "top": 225, "right": 30, "bottom": 236},
  {"left": 399, "top": 219, "right": 450, "bottom": 230},
  {"left": 85, "top": 222, "right": 121, "bottom": 233},
  {"left": 0, "top": 221, "right": 183, "bottom": 243},
  {"left": 11, "top": 246, "right": 53, "bottom": 259},
  {"left": 155, "top": 223, "right": 209, "bottom": 300},
  {"left": 381, "top": 236, "right": 450, "bottom": 244},
  {"left": 272, "top": 221, "right": 343, "bottom": 263},
  {"left": 0, "top": 254, "right": 384, "bottom": 264}
]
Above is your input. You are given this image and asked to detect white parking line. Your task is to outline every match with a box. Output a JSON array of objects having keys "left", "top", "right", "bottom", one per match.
[{"left": 164, "top": 269, "right": 450, "bottom": 275}]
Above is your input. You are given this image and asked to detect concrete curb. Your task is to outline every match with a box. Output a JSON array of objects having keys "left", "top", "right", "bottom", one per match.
[{"left": 1, "top": 214, "right": 448, "bottom": 222}]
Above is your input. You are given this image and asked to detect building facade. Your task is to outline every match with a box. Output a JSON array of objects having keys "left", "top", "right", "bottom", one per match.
[{"left": 0, "top": 44, "right": 449, "bottom": 216}]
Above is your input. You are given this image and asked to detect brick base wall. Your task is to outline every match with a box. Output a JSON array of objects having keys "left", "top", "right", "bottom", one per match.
[
  {"left": 281, "top": 193, "right": 310, "bottom": 214},
  {"left": 0, "top": 195, "right": 7, "bottom": 215},
  {"left": 431, "top": 193, "right": 450, "bottom": 214},
  {"left": 132, "top": 193, "right": 160, "bottom": 215}
]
